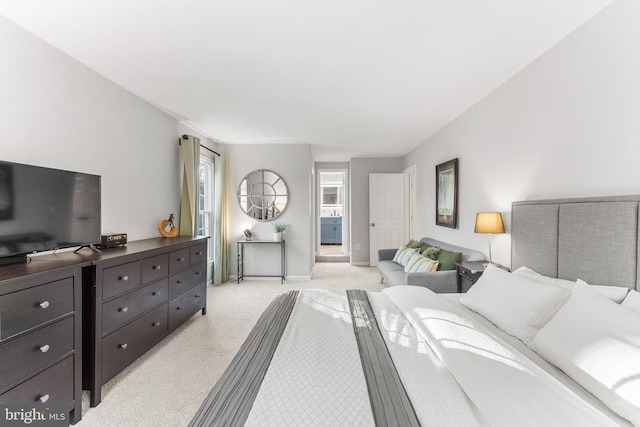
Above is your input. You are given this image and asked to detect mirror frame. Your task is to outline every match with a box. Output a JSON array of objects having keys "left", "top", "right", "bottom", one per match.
[{"left": 237, "top": 169, "right": 288, "bottom": 221}]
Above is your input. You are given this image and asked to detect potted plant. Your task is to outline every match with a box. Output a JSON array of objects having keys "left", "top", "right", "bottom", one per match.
[{"left": 273, "top": 223, "right": 287, "bottom": 241}]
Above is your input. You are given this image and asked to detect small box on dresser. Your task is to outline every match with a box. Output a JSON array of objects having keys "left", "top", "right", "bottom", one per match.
[
  {"left": 83, "top": 236, "right": 208, "bottom": 407},
  {"left": 0, "top": 263, "right": 85, "bottom": 425}
]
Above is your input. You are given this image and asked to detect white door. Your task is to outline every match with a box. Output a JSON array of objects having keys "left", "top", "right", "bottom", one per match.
[{"left": 369, "top": 173, "right": 406, "bottom": 266}]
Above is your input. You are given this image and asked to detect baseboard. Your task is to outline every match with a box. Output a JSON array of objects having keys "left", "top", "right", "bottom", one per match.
[
  {"left": 350, "top": 262, "right": 371, "bottom": 267},
  {"left": 228, "top": 275, "right": 312, "bottom": 282},
  {"left": 285, "top": 275, "right": 312, "bottom": 281}
]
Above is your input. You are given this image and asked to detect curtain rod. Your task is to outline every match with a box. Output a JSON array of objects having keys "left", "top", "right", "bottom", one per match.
[{"left": 179, "top": 135, "right": 221, "bottom": 157}]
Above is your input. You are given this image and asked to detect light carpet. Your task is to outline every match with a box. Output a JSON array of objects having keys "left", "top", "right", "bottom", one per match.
[{"left": 78, "top": 263, "right": 386, "bottom": 426}]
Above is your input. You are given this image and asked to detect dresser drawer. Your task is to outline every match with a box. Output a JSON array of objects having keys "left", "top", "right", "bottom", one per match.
[
  {"left": 0, "top": 316, "right": 74, "bottom": 391},
  {"left": 141, "top": 254, "right": 168, "bottom": 284},
  {"left": 169, "top": 248, "right": 190, "bottom": 274},
  {"left": 101, "top": 303, "right": 168, "bottom": 382},
  {"left": 169, "top": 264, "right": 206, "bottom": 298},
  {"left": 0, "top": 355, "right": 73, "bottom": 405},
  {"left": 190, "top": 244, "right": 207, "bottom": 265},
  {"left": 0, "top": 277, "right": 73, "bottom": 342},
  {"left": 169, "top": 283, "right": 205, "bottom": 330},
  {"left": 102, "top": 279, "right": 168, "bottom": 336},
  {"left": 103, "top": 261, "right": 141, "bottom": 300}
]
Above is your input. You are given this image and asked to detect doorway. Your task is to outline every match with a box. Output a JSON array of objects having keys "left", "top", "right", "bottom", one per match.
[{"left": 317, "top": 169, "right": 349, "bottom": 262}]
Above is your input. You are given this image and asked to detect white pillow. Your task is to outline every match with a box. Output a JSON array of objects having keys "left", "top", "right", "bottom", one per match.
[
  {"left": 622, "top": 290, "right": 640, "bottom": 312},
  {"left": 392, "top": 246, "right": 416, "bottom": 267},
  {"left": 459, "top": 264, "right": 571, "bottom": 343},
  {"left": 576, "top": 279, "right": 629, "bottom": 304},
  {"left": 530, "top": 281, "right": 640, "bottom": 425},
  {"left": 404, "top": 252, "right": 439, "bottom": 273},
  {"left": 512, "top": 266, "right": 575, "bottom": 288},
  {"left": 513, "top": 266, "right": 629, "bottom": 303}
]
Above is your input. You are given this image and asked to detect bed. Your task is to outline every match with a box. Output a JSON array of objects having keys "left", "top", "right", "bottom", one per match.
[{"left": 190, "top": 195, "right": 640, "bottom": 426}]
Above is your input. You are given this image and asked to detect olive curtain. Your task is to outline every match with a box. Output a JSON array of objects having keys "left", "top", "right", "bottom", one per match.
[
  {"left": 179, "top": 135, "right": 201, "bottom": 236},
  {"left": 214, "top": 154, "right": 230, "bottom": 284}
]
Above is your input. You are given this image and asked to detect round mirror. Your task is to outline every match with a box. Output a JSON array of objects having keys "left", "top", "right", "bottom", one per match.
[{"left": 237, "top": 169, "right": 288, "bottom": 221}]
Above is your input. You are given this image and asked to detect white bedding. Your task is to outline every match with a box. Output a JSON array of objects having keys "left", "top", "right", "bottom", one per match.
[
  {"left": 383, "top": 286, "right": 629, "bottom": 426},
  {"left": 245, "top": 290, "right": 374, "bottom": 426},
  {"left": 191, "top": 286, "right": 633, "bottom": 426}
]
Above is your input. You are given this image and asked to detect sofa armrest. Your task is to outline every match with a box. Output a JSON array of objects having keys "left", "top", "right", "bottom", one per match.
[
  {"left": 405, "top": 270, "right": 457, "bottom": 293},
  {"left": 378, "top": 248, "right": 398, "bottom": 262}
]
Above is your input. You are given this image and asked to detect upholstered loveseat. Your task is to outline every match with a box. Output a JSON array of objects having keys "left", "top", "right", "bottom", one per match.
[{"left": 377, "top": 237, "right": 485, "bottom": 293}]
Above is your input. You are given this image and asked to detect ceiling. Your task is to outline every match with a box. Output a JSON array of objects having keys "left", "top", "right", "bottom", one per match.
[{"left": 0, "top": 0, "right": 613, "bottom": 161}]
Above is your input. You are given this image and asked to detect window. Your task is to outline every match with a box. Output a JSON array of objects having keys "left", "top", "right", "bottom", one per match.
[{"left": 199, "top": 157, "right": 214, "bottom": 262}]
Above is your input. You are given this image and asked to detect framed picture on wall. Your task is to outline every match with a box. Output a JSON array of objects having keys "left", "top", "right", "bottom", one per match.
[{"left": 436, "top": 158, "right": 458, "bottom": 228}]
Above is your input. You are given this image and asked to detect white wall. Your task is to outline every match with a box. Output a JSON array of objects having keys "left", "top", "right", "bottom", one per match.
[
  {"left": 227, "top": 144, "right": 313, "bottom": 279},
  {"left": 404, "top": 0, "right": 640, "bottom": 267},
  {"left": 0, "top": 15, "right": 180, "bottom": 241}
]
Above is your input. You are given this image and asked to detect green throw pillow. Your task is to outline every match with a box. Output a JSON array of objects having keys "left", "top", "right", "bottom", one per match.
[
  {"left": 436, "top": 249, "right": 462, "bottom": 271},
  {"left": 405, "top": 239, "right": 423, "bottom": 249},
  {"left": 421, "top": 246, "right": 441, "bottom": 260}
]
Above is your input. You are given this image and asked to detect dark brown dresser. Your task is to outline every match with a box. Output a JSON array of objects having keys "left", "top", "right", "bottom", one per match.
[
  {"left": 82, "top": 236, "right": 208, "bottom": 406},
  {"left": 0, "top": 258, "right": 86, "bottom": 424}
]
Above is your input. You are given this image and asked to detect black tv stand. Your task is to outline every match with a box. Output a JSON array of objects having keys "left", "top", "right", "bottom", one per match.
[{"left": 74, "top": 244, "right": 102, "bottom": 254}]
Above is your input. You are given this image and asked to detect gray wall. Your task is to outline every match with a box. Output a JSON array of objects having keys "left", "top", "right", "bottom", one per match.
[
  {"left": 227, "top": 144, "right": 313, "bottom": 279},
  {"left": 402, "top": 0, "right": 640, "bottom": 267},
  {"left": 350, "top": 157, "right": 403, "bottom": 265},
  {"left": 0, "top": 15, "right": 182, "bottom": 241}
]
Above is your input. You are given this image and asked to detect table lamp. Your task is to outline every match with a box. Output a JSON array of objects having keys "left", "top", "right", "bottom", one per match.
[{"left": 475, "top": 212, "right": 505, "bottom": 264}]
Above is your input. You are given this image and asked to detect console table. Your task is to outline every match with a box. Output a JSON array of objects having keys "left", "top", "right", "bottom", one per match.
[{"left": 237, "top": 240, "right": 286, "bottom": 283}]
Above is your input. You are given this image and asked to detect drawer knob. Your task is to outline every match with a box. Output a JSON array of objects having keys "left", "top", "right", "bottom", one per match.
[
  {"left": 195, "top": 251, "right": 203, "bottom": 255},
  {"left": 119, "top": 343, "right": 128, "bottom": 350},
  {"left": 39, "top": 301, "right": 50, "bottom": 309},
  {"left": 39, "top": 344, "right": 50, "bottom": 353},
  {"left": 119, "top": 307, "right": 129, "bottom": 313},
  {"left": 119, "top": 275, "right": 129, "bottom": 282},
  {"left": 178, "top": 257, "right": 185, "bottom": 262},
  {"left": 152, "top": 322, "right": 161, "bottom": 327},
  {"left": 152, "top": 265, "right": 161, "bottom": 270},
  {"left": 176, "top": 280, "right": 184, "bottom": 284},
  {"left": 195, "top": 294, "right": 201, "bottom": 299},
  {"left": 38, "top": 394, "right": 50, "bottom": 403},
  {"left": 195, "top": 271, "right": 201, "bottom": 275},
  {"left": 152, "top": 291, "right": 161, "bottom": 296},
  {"left": 176, "top": 306, "right": 182, "bottom": 311}
]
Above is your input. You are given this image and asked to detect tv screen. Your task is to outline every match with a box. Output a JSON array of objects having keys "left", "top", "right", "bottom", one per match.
[{"left": 0, "top": 160, "right": 101, "bottom": 260}]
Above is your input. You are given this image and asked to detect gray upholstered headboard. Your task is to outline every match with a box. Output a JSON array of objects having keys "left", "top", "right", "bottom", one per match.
[{"left": 511, "top": 195, "right": 640, "bottom": 291}]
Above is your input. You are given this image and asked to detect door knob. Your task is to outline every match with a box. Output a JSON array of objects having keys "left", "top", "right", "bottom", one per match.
[{"left": 370, "top": 223, "right": 375, "bottom": 227}]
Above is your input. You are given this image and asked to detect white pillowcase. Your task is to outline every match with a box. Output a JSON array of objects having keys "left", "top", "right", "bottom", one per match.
[
  {"left": 622, "top": 290, "right": 640, "bottom": 312},
  {"left": 576, "top": 279, "right": 629, "bottom": 304},
  {"left": 459, "top": 264, "right": 571, "bottom": 343},
  {"left": 513, "top": 266, "right": 629, "bottom": 303},
  {"left": 530, "top": 281, "right": 640, "bottom": 425},
  {"left": 512, "top": 266, "right": 575, "bottom": 287}
]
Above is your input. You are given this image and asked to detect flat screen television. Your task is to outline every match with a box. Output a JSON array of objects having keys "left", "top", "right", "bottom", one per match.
[{"left": 0, "top": 160, "right": 101, "bottom": 264}]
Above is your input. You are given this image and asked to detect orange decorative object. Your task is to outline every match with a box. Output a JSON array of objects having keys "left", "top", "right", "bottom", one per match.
[{"left": 158, "top": 214, "right": 179, "bottom": 238}]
